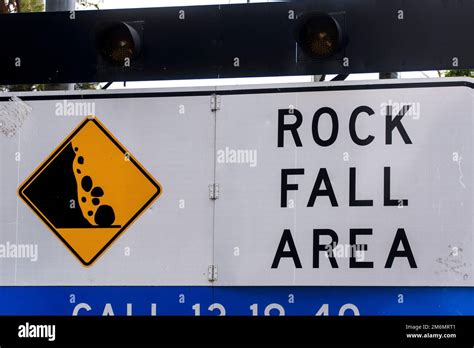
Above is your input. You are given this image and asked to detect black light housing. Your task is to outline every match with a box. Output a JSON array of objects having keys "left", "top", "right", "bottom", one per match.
[
  {"left": 96, "top": 21, "right": 142, "bottom": 66},
  {"left": 0, "top": 1, "right": 473, "bottom": 84},
  {"left": 296, "top": 12, "right": 343, "bottom": 59}
]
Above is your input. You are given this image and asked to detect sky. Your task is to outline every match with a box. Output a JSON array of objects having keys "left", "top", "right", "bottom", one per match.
[{"left": 84, "top": 0, "right": 440, "bottom": 89}]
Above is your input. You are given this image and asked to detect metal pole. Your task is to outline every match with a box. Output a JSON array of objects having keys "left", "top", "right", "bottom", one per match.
[
  {"left": 379, "top": 72, "right": 399, "bottom": 79},
  {"left": 313, "top": 75, "right": 324, "bottom": 82},
  {"left": 46, "top": 0, "right": 75, "bottom": 90},
  {"left": 45, "top": 0, "right": 75, "bottom": 12}
]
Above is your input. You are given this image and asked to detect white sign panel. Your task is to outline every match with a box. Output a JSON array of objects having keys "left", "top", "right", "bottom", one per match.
[
  {"left": 214, "top": 79, "right": 474, "bottom": 286},
  {"left": 0, "top": 88, "right": 215, "bottom": 285},
  {"left": 0, "top": 79, "right": 472, "bottom": 287}
]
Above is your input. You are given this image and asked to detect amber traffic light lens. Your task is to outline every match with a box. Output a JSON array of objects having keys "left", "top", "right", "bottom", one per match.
[
  {"left": 297, "top": 13, "right": 342, "bottom": 58},
  {"left": 97, "top": 22, "right": 141, "bottom": 66}
]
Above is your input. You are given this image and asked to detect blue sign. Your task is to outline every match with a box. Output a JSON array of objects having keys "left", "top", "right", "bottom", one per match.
[{"left": 0, "top": 286, "right": 472, "bottom": 316}]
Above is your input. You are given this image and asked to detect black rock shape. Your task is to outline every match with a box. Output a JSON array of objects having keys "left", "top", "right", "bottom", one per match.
[
  {"left": 81, "top": 176, "right": 93, "bottom": 192},
  {"left": 22, "top": 143, "right": 92, "bottom": 228},
  {"left": 94, "top": 205, "right": 115, "bottom": 227},
  {"left": 91, "top": 187, "right": 104, "bottom": 197}
]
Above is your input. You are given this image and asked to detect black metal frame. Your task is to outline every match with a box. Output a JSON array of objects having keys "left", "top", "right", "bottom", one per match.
[{"left": 0, "top": 0, "right": 473, "bottom": 85}]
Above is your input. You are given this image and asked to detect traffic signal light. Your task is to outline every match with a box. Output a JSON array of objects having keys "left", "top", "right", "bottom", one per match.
[
  {"left": 96, "top": 21, "right": 143, "bottom": 67},
  {"left": 0, "top": 0, "right": 473, "bottom": 85},
  {"left": 295, "top": 12, "right": 344, "bottom": 59}
]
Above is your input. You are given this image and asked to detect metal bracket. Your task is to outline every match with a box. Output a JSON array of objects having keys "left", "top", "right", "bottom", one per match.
[
  {"left": 101, "top": 81, "right": 113, "bottom": 89},
  {"left": 209, "top": 183, "right": 219, "bottom": 200},
  {"left": 331, "top": 74, "right": 349, "bottom": 81},
  {"left": 210, "top": 94, "right": 221, "bottom": 111},
  {"left": 208, "top": 265, "right": 218, "bottom": 282}
]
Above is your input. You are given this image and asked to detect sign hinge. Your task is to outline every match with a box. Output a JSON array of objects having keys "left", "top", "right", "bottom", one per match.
[
  {"left": 208, "top": 265, "right": 218, "bottom": 282},
  {"left": 209, "top": 183, "right": 219, "bottom": 200},
  {"left": 210, "top": 94, "right": 221, "bottom": 111}
]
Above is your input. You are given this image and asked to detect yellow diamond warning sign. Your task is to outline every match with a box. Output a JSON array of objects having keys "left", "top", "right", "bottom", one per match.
[{"left": 18, "top": 117, "right": 162, "bottom": 266}]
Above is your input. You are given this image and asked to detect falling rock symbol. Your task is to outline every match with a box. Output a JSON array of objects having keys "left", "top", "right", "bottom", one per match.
[
  {"left": 18, "top": 117, "right": 162, "bottom": 266},
  {"left": 72, "top": 144, "right": 116, "bottom": 227}
]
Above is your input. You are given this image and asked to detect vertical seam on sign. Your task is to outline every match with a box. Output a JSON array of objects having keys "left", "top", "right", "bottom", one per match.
[{"left": 212, "top": 89, "right": 218, "bottom": 294}]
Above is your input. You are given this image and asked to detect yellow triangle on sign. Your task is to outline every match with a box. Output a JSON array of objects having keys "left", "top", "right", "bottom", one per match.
[
  {"left": 56, "top": 228, "right": 121, "bottom": 265},
  {"left": 18, "top": 116, "right": 162, "bottom": 266}
]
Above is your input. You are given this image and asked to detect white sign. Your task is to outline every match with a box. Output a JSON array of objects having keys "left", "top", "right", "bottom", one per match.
[
  {"left": 0, "top": 78, "right": 472, "bottom": 286},
  {"left": 213, "top": 78, "right": 474, "bottom": 286}
]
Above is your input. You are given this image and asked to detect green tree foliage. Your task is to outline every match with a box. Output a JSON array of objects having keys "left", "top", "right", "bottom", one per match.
[
  {"left": 444, "top": 69, "right": 474, "bottom": 78},
  {"left": 20, "top": 0, "right": 44, "bottom": 12}
]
